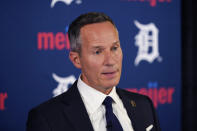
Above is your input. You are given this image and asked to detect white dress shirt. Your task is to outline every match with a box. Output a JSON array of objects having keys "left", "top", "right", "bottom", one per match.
[{"left": 77, "top": 76, "right": 134, "bottom": 131}]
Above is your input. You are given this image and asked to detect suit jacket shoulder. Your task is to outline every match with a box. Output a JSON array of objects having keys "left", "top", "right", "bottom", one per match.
[
  {"left": 117, "top": 88, "right": 161, "bottom": 131},
  {"left": 117, "top": 88, "right": 155, "bottom": 108},
  {"left": 26, "top": 81, "right": 94, "bottom": 131}
]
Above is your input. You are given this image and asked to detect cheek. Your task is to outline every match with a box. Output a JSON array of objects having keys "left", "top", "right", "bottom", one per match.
[
  {"left": 83, "top": 57, "right": 102, "bottom": 72},
  {"left": 116, "top": 49, "right": 123, "bottom": 62},
  {"left": 117, "top": 51, "right": 123, "bottom": 71}
]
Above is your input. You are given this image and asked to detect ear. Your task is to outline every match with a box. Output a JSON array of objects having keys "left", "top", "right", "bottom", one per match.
[{"left": 69, "top": 51, "right": 81, "bottom": 69}]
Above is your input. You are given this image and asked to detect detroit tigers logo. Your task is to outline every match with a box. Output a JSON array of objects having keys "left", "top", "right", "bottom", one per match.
[
  {"left": 51, "top": 0, "right": 82, "bottom": 8},
  {"left": 134, "top": 20, "right": 162, "bottom": 66},
  {"left": 52, "top": 73, "right": 76, "bottom": 97}
]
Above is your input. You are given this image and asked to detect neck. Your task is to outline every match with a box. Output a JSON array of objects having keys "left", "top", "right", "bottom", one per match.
[{"left": 80, "top": 75, "right": 114, "bottom": 95}]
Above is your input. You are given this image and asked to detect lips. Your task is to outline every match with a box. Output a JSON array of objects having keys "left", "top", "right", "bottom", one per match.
[
  {"left": 102, "top": 71, "right": 116, "bottom": 74},
  {"left": 101, "top": 70, "right": 118, "bottom": 78}
]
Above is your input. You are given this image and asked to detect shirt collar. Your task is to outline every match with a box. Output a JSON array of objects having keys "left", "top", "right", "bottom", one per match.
[{"left": 77, "top": 75, "right": 120, "bottom": 115}]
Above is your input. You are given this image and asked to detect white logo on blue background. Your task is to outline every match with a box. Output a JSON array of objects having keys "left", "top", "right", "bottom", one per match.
[
  {"left": 52, "top": 73, "right": 76, "bottom": 97},
  {"left": 51, "top": 0, "right": 82, "bottom": 8},
  {"left": 134, "top": 20, "right": 162, "bottom": 66}
]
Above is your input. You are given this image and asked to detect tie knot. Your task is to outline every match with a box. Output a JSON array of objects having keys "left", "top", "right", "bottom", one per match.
[{"left": 103, "top": 96, "right": 113, "bottom": 107}]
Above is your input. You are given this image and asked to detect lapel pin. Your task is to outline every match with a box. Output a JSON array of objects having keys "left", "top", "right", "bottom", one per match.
[{"left": 130, "top": 100, "right": 136, "bottom": 107}]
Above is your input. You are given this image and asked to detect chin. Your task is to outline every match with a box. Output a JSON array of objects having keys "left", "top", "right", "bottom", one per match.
[{"left": 104, "top": 81, "right": 119, "bottom": 88}]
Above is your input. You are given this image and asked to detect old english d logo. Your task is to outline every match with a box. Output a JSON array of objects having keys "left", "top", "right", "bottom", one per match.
[{"left": 134, "top": 20, "right": 162, "bottom": 66}]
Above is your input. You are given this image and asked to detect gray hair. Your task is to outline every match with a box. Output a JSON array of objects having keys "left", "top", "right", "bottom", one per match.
[{"left": 68, "top": 12, "right": 117, "bottom": 53}]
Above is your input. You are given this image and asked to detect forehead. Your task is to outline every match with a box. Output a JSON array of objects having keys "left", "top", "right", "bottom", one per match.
[{"left": 80, "top": 22, "right": 119, "bottom": 47}]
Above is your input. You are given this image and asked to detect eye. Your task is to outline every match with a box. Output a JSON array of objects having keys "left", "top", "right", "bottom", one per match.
[
  {"left": 112, "top": 46, "right": 118, "bottom": 51},
  {"left": 95, "top": 50, "right": 102, "bottom": 55}
]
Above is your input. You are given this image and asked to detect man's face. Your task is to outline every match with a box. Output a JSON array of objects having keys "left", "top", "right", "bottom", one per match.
[{"left": 70, "top": 21, "right": 123, "bottom": 94}]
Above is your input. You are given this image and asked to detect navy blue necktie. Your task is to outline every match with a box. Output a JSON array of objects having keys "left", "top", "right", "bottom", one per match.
[{"left": 103, "top": 96, "right": 123, "bottom": 131}]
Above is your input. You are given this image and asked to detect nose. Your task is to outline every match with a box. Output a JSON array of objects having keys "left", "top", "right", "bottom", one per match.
[{"left": 104, "top": 50, "right": 116, "bottom": 66}]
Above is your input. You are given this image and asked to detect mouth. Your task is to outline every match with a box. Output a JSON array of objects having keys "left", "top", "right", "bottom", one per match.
[{"left": 101, "top": 70, "right": 118, "bottom": 79}]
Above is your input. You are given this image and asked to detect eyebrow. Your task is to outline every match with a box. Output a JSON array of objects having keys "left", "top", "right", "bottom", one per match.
[
  {"left": 112, "top": 40, "right": 120, "bottom": 45},
  {"left": 91, "top": 41, "right": 120, "bottom": 49}
]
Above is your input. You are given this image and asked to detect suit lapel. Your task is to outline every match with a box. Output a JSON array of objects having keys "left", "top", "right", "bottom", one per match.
[
  {"left": 60, "top": 81, "right": 94, "bottom": 131},
  {"left": 116, "top": 88, "right": 139, "bottom": 131}
]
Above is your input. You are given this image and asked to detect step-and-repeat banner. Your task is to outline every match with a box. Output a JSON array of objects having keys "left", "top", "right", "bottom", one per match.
[{"left": 0, "top": 0, "right": 181, "bottom": 130}]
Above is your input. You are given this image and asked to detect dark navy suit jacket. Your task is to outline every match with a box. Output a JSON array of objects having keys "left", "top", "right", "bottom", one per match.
[{"left": 26, "top": 81, "right": 161, "bottom": 131}]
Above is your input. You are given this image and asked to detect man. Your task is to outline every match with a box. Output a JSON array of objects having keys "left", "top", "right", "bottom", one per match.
[{"left": 26, "top": 12, "right": 161, "bottom": 131}]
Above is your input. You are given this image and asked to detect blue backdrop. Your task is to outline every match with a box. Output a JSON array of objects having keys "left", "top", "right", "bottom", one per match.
[{"left": 0, "top": 0, "right": 181, "bottom": 130}]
